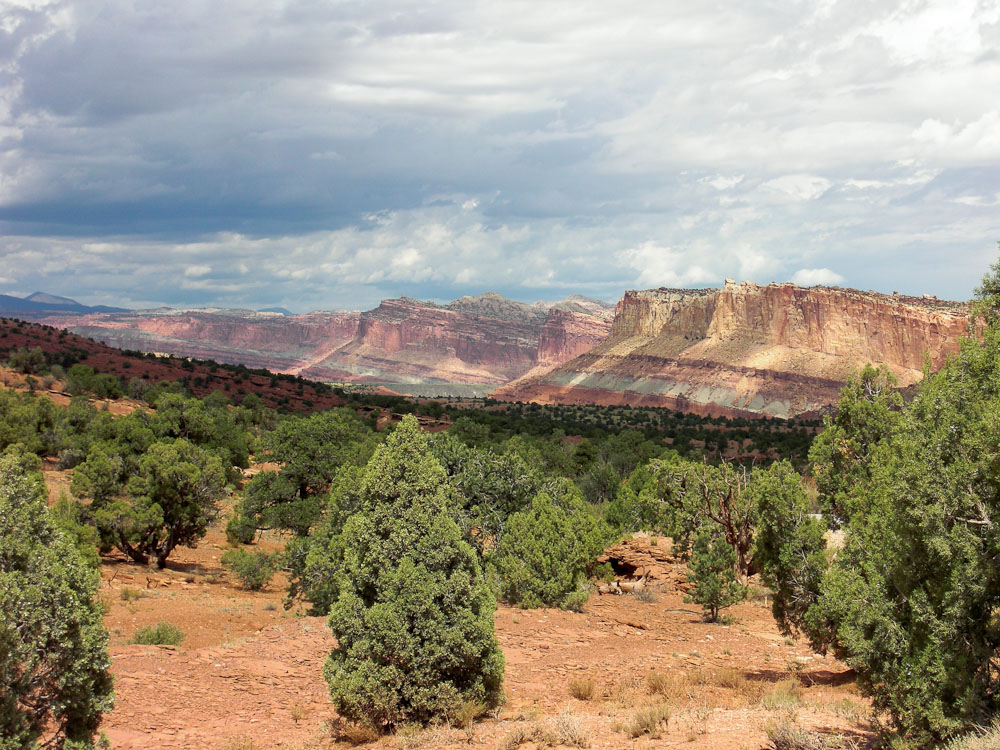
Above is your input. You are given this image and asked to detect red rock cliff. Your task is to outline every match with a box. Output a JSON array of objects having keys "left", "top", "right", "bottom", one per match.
[
  {"left": 302, "top": 294, "right": 614, "bottom": 384},
  {"left": 37, "top": 293, "right": 615, "bottom": 387},
  {"left": 493, "top": 281, "right": 970, "bottom": 418}
]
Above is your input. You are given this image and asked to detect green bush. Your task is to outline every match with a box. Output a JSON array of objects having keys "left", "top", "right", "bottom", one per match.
[
  {"left": 285, "top": 465, "right": 364, "bottom": 614},
  {"left": 8, "top": 346, "right": 47, "bottom": 374},
  {"left": 323, "top": 416, "right": 504, "bottom": 731},
  {"left": 88, "top": 438, "right": 227, "bottom": 568},
  {"left": 0, "top": 453, "right": 114, "bottom": 749},
  {"left": 225, "top": 511, "right": 258, "bottom": 545},
  {"left": 221, "top": 547, "right": 277, "bottom": 591},
  {"left": 751, "top": 460, "right": 827, "bottom": 635},
  {"left": 800, "top": 254, "right": 1000, "bottom": 742},
  {"left": 684, "top": 524, "right": 746, "bottom": 622},
  {"left": 489, "top": 489, "right": 609, "bottom": 610},
  {"left": 129, "top": 622, "right": 185, "bottom": 646}
]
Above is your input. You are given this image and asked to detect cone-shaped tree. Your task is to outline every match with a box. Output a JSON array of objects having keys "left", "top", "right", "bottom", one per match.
[
  {"left": 0, "top": 452, "right": 114, "bottom": 749},
  {"left": 323, "top": 416, "right": 504, "bottom": 731}
]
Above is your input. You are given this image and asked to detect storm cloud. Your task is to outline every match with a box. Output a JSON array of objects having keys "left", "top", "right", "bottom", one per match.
[{"left": 1, "top": 0, "right": 998, "bottom": 311}]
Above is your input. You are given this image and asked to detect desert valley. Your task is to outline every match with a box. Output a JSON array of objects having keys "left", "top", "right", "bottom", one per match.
[{"left": 4, "top": 3, "right": 1000, "bottom": 748}]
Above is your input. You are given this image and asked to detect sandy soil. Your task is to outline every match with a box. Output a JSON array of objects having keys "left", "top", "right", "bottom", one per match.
[{"left": 88, "top": 526, "right": 873, "bottom": 750}]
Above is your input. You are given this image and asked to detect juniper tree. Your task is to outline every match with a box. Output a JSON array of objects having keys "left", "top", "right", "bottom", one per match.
[
  {"left": 0, "top": 452, "right": 114, "bottom": 749},
  {"left": 685, "top": 524, "right": 746, "bottom": 622},
  {"left": 490, "top": 487, "right": 610, "bottom": 610},
  {"left": 323, "top": 416, "right": 504, "bottom": 731}
]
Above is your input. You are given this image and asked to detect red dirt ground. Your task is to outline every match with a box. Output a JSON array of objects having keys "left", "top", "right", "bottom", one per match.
[{"left": 86, "top": 521, "right": 873, "bottom": 750}]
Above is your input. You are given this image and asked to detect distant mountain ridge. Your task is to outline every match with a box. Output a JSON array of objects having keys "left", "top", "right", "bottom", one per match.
[
  {"left": 0, "top": 291, "right": 129, "bottom": 315},
  {"left": 28, "top": 292, "right": 616, "bottom": 388}
]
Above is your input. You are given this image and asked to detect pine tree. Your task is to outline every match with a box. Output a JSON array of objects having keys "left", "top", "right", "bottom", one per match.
[
  {"left": 0, "top": 452, "right": 114, "bottom": 748},
  {"left": 685, "top": 525, "right": 747, "bottom": 622},
  {"left": 323, "top": 416, "right": 504, "bottom": 731}
]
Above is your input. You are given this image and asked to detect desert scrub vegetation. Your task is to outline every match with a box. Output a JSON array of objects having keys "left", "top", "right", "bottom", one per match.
[
  {"left": 618, "top": 702, "right": 671, "bottom": 739},
  {"left": 221, "top": 547, "right": 277, "bottom": 590},
  {"left": 568, "top": 676, "right": 596, "bottom": 701},
  {"left": 500, "top": 713, "right": 591, "bottom": 749},
  {"left": 489, "top": 487, "right": 610, "bottom": 610},
  {"left": 0, "top": 451, "right": 114, "bottom": 750},
  {"left": 129, "top": 621, "right": 185, "bottom": 646},
  {"left": 764, "top": 720, "right": 833, "bottom": 750},
  {"left": 941, "top": 719, "right": 1000, "bottom": 750},
  {"left": 685, "top": 523, "right": 748, "bottom": 621},
  {"left": 322, "top": 417, "right": 504, "bottom": 731}
]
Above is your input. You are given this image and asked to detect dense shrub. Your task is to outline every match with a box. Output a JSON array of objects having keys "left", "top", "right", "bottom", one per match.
[
  {"left": 684, "top": 524, "right": 746, "bottom": 622},
  {"left": 285, "top": 465, "right": 364, "bottom": 614},
  {"left": 489, "top": 489, "right": 609, "bottom": 610},
  {"left": 8, "top": 346, "right": 47, "bottom": 374},
  {"left": 0, "top": 452, "right": 114, "bottom": 748},
  {"left": 129, "top": 622, "right": 185, "bottom": 646},
  {"left": 89, "top": 438, "right": 227, "bottom": 567},
  {"left": 221, "top": 547, "right": 277, "bottom": 591},
  {"left": 323, "top": 416, "right": 504, "bottom": 731},
  {"left": 796, "top": 255, "right": 1000, "bottom": 742},
  {"left": 751, "top": 460, "right": 826, "bottom": 634}
]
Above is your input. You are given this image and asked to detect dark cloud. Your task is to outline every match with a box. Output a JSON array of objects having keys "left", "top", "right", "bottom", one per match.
[{"left": 1, "top": 0, "right": 998, "bottom": 311}]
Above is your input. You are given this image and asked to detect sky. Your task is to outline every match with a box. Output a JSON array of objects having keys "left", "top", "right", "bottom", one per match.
[{"left": 1, "top": 0, "right": 998, "bottom": 313}]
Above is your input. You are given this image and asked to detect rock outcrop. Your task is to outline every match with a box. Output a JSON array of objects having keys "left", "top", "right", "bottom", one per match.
[
  {"left": 36, "top": 294, "right": 615, "bottom": 387},
  {"left": 53, "top": 310, "right": 362, "bottom": 374},
  {"left": 493, "top": 281, "right": 970, "bottom": 418},
  {"left": 298, "top": 293, "right": 614, "bottom": 384}
]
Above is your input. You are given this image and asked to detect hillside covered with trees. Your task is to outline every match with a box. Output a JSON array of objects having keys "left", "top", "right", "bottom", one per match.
[{"left": 4, "top": 254, "right": 1000, "bottom": 748}]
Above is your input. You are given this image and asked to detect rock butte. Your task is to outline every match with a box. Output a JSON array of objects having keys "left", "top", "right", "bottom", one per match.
[{"left": 492, "top": 280, "right": 970, "bottom": 419}]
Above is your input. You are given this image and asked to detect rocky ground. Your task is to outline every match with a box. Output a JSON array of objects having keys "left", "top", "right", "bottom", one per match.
[{"left": 88, "top": 522, "right": 874, "bottom": 750}]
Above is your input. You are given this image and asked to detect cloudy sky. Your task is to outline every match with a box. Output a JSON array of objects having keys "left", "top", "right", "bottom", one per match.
[{"left": 1, "top": 0, "right": 998, "bottom": 312}]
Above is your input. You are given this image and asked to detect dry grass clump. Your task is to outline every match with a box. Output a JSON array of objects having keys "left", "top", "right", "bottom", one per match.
[
  {"left": 499, "top": 713, "right": 590, "bottom": 749},
  {"left": 764, "top": 720, "right": 831, "bottom": 750},
  {"left": 499, "top": 725, "right": 534, "bottom": 750},
  {"left": 825, "top": 696, "right": 866, "bottom": 722},
  {"left": 449, "top": 699, "right": 486, "bottom": 728},
  {"left": 325, "top": 718, "right": 379, "bottom": 746},
  {"left": 762, "top": 678, "right": 804, "bottom": 712},
  {"left": 393, "top": 722, "right": 451, "bottom": 750},
  {"left": 222, "top": 737, "right": 258, "bottom": 750},
  {"left": 646, "top": 670, "right": 691, "bottom": 703},
  {"left": 550, "top": 712, "right": 590, "bottom": 748},
  {"left": 617, "top": 702, "right": 671, "bottom": 739},
  {"left": 632, "top": 587, "right": 658, "bottom": 603},
  {"left": 942, "top": 719, "right": 1000, "bottom": 750},
  {"left": 119, "top": 586, "right": 147, "bottom": 602},
  {"left": 568, "top": 676, "right": 596, "bottom": 701},
  {"left": 606, "top": 674, "right": 643, "bottom": 705}
]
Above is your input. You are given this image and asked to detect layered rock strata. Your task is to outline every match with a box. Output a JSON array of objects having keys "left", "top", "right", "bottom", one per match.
[
  {"left": 37, "top": 294, "right": 614, "bottom": 386},
  {"left": 493, "top": 281, "right": 970, "bottom": 418}
]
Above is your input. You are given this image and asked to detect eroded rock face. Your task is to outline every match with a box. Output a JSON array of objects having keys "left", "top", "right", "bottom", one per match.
[
  {"left": 300, "top": 294, "right": 614, "bottom": 384},
  {"left": 37, "top": 294, "right": 615, "bottom": 386},
  {"left": 44, "top": 310, "right": 362, "bottom": 374},
  {"left": 493, "top": 281, "right": 970, "bottom": 418}
]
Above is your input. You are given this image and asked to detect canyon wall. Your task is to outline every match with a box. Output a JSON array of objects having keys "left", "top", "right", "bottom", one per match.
[
  {"left": 37, "top": 293, "right": 615, "bottom": 387},
  {"left": 299, "top": 293, "right": 614, "bottom": 384},
  {"left": 493, "top": 281, "right": 970, "bottom": 418}
]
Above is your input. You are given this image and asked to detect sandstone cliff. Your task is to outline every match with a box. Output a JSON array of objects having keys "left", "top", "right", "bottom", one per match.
[
  {"left": 45, "top": 310, "right": 361, "bottom": 374},
  {"left": 493, "top": 281, "right": 970, "bottom": 418},
  {"left": 37, "top": 293, "right": 615, "bottom": 387},
  {"left": 300, "top": 293, "right": 614, "bottom": 384}
]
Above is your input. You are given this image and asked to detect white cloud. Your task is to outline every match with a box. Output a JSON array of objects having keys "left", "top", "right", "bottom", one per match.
[
  {"left": 792, "top": 268, "right": 845, "bottom": 286},
  {"left": 184, "top": 265, "right": 211, "bottom": 278},
  {"left": 760, "top": 175, "right": 832, "bottom": 202},
  {"left": 0, "top": 0, "right": 996, "bottom": 308},
  {"left": 617, "top": 243, "right": 718, "bottom": 289}
]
